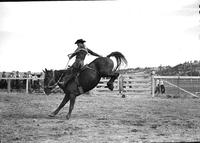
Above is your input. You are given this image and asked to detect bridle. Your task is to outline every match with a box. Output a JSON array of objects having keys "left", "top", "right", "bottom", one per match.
[{"left": 45, "top": 70, "right": 64, "bottom": 90}]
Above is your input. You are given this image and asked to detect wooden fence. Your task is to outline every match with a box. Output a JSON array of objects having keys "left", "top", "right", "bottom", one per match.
[
  {"left": 94, "top": 72, "right": 152, "bottom": 95},
  {"left": 152, "top": 74, "right": 200, "bottom": 98},
  {"left": 0, "top": 77, "right": 44, "bottom": 94},
  {"left": 0, "top": 71, "right": 153, "bottom": 95}
]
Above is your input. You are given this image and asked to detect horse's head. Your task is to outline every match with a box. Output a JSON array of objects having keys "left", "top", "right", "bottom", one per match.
[{"left": 43, "top": 68, "right": 57, "bottom": 95}]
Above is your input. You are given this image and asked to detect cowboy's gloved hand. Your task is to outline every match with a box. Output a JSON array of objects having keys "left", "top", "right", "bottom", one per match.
[{"left": 68, "top": 54, "right": 73, "bottom": 59}]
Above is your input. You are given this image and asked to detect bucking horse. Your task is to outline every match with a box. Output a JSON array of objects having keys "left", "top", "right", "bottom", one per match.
[{"left": 43, "top": 51, "right": 127, "bottom": 119}]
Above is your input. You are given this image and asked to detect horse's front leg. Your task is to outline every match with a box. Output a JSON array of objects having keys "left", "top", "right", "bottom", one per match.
[
  {"left": 49, "top": 94, "right": 70, "bottom": 117},
  {"left": 66, "top": 94, "right": 76, "bottom": 120}
]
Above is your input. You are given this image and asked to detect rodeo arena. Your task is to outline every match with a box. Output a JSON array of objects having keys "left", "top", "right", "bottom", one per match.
[{"left": 1, "top": 65, "right": 200, "bottom": 142}]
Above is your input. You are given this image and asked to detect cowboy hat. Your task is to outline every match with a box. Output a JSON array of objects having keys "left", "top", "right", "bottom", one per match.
[{"left": 75, "top": 39, "right": 86, "bottom": 44}]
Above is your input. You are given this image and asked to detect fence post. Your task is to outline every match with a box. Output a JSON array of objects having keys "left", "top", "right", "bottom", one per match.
[
  {"left": 177, "top": 74, "right": 180, "bottom": 96},
  {"left": 151, "top": 71, "right": 155, "bottom": 97},
  {"left": 26, "top": 78, "right": 29, "bottom": 94},
  {"left": 118, "top": 74, "right": 123, "bottom": 94},
  {"left": 7, "top": 79, "right": 11, "bottom": 93}
]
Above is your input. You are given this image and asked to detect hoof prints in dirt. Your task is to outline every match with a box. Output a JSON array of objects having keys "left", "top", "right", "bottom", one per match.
[
  {"left": 97, "top": 117, "right": 108, "bottom": 120},
  {"left": 120, "top": 119, "right": 145, "bottom": 126},
  {"left": 49, "top": 126, "right": 82, "bottom": 138},
  {"left": 2, "top": 93, "right": 200, "bottom": 142},
  {"left": 150, "top": 124, "right": 162, "bottom": 129}
]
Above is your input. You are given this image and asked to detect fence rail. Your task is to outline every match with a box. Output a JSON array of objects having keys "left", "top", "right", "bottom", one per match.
[
  {"left": 94, "top": 72, "right": 151, "bottom": 95},
  {"left": 0, "top": 72, "right": 152, "bottom": 95},
  {"left": 2, "top": 72, "right": 199, "bottom": 98}
]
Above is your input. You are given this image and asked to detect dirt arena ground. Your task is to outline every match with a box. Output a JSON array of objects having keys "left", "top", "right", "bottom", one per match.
[{"left": 1, "top": 92, "right": 200, "bottom": 143}]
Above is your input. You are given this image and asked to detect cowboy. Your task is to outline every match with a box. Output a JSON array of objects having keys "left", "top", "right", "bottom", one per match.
[
  {"left": 154, "top": 79, "right": 160, "bottom": 95},
  {"left": 159, "top": 79, "right": 165, "bottom": 94},
  {"left": 58, "top": 39, "right": 102, "bottom": 88}
]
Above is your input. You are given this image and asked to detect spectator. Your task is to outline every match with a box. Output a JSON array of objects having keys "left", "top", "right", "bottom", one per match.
[
  {"left": 8, "top": 71, "right": 16, "bottom": 91},
  {"left": 16, "top": 71, "right": 20, "bottom": 78},
  {"left": 154, "top": 79, "right": 160, "bottom": 95},
  {"left": 32, "top": 73, "right": 39, "bottom": 92},
  {"left": 22, "top": 71, "right": 32, "bottom": 93},
  {"left": 27, "top": 71, "right": 32, "bottom": 93},
  {"left": 160, "top": 79, "right": 165, "bottom": 94},
  {"left": 15, "top": 71, "right": 21, "bottom": 91},
  {"left": 27, "top": 71, "right": 32, "bottom": 78},
  {"left": 22, "top": 72, "right": 28, "bottom": 89},
  {"left": 0, "top": 71, "right": 7, "bottom": 89},
  {"left": 2, "top": 71, "right": 7, "bottom": 78},
  {"left": 23, "top": 72, "right": 28, "bottom": 78},
  {"left": 8, "top": 71, "right": 15, "bottom": 78}
]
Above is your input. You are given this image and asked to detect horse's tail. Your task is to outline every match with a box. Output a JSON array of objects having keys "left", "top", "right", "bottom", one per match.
[{"left": 107, "top": 51, "right": 128, "bottom": 71}]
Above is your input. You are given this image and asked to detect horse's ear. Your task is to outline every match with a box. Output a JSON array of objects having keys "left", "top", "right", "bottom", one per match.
[
  {"left": 42, "top": 69, "right": 45, "bottom": 73},
  {"left": 45, "top": 68, "right": 48, "bottom": 72}
]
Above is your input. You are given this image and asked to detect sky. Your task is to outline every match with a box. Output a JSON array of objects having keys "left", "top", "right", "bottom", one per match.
[{"left": 0, "top": 0, "right": 200, "bottom": 72}]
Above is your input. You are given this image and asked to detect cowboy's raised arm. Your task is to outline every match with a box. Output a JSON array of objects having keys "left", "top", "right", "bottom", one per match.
[{"left": 87, "top": 48, "right": 102, "bottom": 57}]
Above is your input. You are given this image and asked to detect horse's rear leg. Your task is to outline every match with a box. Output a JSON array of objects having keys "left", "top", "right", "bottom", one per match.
[
  {"left": 66, "top": 94, "right": 76, "bottom": 120},
  {"left": 49, "top": 94, "right": 70, "bottom": 117},
  {"left": 106, "top": 72, "right": 119, "bottom": 91}
]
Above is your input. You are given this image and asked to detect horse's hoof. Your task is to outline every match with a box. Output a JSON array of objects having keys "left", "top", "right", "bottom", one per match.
[
  {"left": 108, "top": 85, "right": 114, "bottom": 91},
  {"left": 106, "top": 83, "right": 114, "bottom": 91},
  {"left": 66, "top": 114, "right": 70, "bottom": 120}
]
